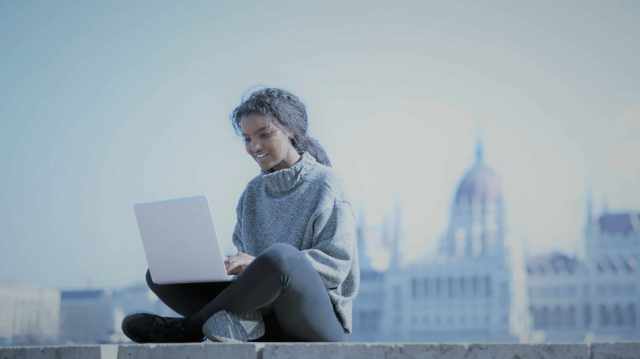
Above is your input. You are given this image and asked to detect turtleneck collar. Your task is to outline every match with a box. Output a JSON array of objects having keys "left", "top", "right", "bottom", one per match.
[{"left": 261, "top": 152, "right": 316, "bottom": 195}]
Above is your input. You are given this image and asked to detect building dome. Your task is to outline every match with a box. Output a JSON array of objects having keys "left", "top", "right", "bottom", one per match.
[
  {"left": 453, "top": 142, "right": 503, "bottom": 205},
  {"left": 440, "top": 140, "right": 506, "bottom": 259}
]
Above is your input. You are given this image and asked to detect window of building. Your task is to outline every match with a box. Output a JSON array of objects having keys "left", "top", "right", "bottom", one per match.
[
  {"left": 552, "top": 306, "right": 562, "bottom": 328},
  {"left": 529, "top": 306, "right": 538, "bottom": 328},
  {"left": 411, "top": 278, "right": 417, "bottom": 300},
  {"left": 599, "top": 305, "right": 609, "bottom": 327},
  {"left": 539, "top": 306, "right": 548, "bottom": 328},
  {"left": 501, "top": 281, "right": 509, "bottom": 304},
  {"left": 613, "top": 304, "right": 624, "bottom": 326},
  {"left": 423, "top": 277, "right": 430, "bottom": 298},
  {"left": 584, "top": 304, "right": 591, "bottom": 328},
  {"left": 568, "top": 305, "right": 576, "bottom": 328},
  {"left": 454, "top": 228, "right": 466, "bottom": 257},
  {"left": 485, "top": 276, "right": 492, "bottom": 298}
]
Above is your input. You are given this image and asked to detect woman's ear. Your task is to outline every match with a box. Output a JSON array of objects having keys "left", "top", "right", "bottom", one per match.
[{"left": 284, "top": 130, "right": 295, "bottom": 142}]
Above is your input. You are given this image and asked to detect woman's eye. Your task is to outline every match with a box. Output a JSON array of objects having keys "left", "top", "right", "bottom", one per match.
[{"left": 244, "top": 132, "right": 272, "bottom": 143}]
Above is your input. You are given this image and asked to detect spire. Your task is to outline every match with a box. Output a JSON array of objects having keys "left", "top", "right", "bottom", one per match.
[
  {"left": 475, "top": 137, "right": 484, "bottom": 164},
  {"left": 585, "top": 188, "right": 593, "bottom": 226},
  {"left": 583, "top": 188, "right": 594, "bottom": 260},
  {"left": 393, "top": 197, "right": 403, "bottom": 248},
  {"left": 472, "top": 124, "right": 485, "bottom": 164},
  {"left": 388, "top": 198, "right": 404, "bottom": 270},
  {"left": 356, "top": 207, "right": 373, "bottom": 270}
]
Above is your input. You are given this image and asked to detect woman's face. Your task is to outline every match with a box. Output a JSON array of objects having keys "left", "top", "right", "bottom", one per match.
[{"left": 239, "top": 114, "right": 300, "bottom": 172}]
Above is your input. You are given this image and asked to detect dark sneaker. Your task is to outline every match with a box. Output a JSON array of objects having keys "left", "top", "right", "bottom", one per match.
[
  {"left": 121, "top": 313, "right": 205, "bottom": 343},
  {"left": 202, "top": 310, "right": 265, "bottom": 342}
]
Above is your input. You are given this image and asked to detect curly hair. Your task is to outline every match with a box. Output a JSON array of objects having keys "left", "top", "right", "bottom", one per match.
[{"left": 230, "top": 87, "right": 332, "bottom": 167}]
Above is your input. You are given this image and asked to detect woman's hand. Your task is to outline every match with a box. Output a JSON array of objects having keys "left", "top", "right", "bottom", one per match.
[{"left": 225, "top": 252, "right": 255, "bottom": 275}]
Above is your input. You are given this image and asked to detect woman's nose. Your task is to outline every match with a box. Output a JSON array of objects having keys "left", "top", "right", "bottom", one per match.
[{"left": 248, "top": 141, "right": 262, "bottom": 154}]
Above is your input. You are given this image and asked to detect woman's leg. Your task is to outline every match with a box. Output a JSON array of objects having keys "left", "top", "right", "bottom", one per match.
[
  {"left": 189, "top": 243, "right": 346, "bottom": 342},
  {"left": 145, "top": 269, "right": 289, "bottom": 342},
  {"left": 145, "top": 270, "right": 230, "bottom": 317},
  {"left": 121, "top": 271, "right": 231, "bottom": 343}
]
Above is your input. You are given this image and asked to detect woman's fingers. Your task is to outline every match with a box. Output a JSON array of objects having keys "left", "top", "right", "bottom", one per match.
[
  {"left": 224, "top": 254, "right": 238, "bottom": 272},
  {"left": 227, "top": 262, "right": 243, "bottom": 275},
  {"left": 226, "top": 256, "right": 242, "bottom": 274},
  {"left": 225, "top": 252, "right": 254, "bottom": 275}
]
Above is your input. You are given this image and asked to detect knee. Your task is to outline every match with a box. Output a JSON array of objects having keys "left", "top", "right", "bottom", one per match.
[{"left": 257, "top": 243, "right": 301, "bottom": 274}]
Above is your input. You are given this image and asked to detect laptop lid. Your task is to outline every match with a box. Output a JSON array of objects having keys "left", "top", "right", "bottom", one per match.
[{"left": 133, "top": 195, "right": 233, "bottom": 284}]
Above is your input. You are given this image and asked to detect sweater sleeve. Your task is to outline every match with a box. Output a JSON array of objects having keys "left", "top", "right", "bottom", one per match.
[
  {"left": 232, "top": 191, "right": 246, "bottom": 253},
  {"left": 302, "top": 198, "right": 357, "bottom": 290}
]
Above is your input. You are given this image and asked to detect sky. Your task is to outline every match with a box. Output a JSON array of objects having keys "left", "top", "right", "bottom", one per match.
[{"left": 1, "top": 1, "right": 638, "bottom": 289}]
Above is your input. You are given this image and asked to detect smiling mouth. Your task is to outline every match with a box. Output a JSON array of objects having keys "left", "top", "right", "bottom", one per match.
[{"left": 255, "top": 153, "right": 269, "bottom": 160}]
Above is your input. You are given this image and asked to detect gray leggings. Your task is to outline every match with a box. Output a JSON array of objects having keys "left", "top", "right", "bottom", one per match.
[{"left": 146, "top": 243, "right": 347, "bottom": 342}]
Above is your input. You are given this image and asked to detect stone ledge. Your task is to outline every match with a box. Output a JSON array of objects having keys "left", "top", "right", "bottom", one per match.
[
  {"left": 591, "top": 343, "right": 640, "bottom": 359},
  {"left": 0, "top": 343, "right": 638, "bottom": 359},
  {"left": 258, "top": 343, "right": 591, "bottom": 359}
]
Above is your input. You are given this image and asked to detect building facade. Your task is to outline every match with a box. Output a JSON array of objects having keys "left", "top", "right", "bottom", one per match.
[
  {"left": 59, "top": 283, "right": 177, "bottom": 344},
  {"left": 351, "top": 212, "right": 386, "bottom": 341},
  {"left": 59, "top": 289, "right": 116, "bottom": 344},
  {"left": 0, "top": 285, "right": 60, "bottom": 346},
  {"left": 353, "top": 143, "right": 523, "bottom": 342},
  {"left": 526, "top": 208, "right": 640, "bottom": 342}
]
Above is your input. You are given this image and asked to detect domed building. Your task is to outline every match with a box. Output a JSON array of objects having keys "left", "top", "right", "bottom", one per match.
[
  {"left": 440, "top": 142, "right": 506, "bottom": 260},
  {"left": 369, "top": 141, "right": 523, "bottom": 342},
  {"left": 352, "top": 141, "right": 639, "bottom": 343}
]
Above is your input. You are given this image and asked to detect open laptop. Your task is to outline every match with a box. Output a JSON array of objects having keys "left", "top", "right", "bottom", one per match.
[{"left": 133, "top": 195, "right": 235, "bottom": 284}]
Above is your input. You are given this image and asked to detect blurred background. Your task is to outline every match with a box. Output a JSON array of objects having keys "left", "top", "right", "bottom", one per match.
[{"left": 1, "top": 0, "right": 638, "bottom": 345}]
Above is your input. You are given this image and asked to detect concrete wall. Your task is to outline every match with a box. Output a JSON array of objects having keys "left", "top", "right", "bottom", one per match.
[{"left": 1, "top": 343, "right": 639, "bottom": 359}]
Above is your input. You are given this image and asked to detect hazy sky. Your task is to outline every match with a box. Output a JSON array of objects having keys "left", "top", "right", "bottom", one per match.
[{"left": 1, "top": 1, "right": 638, "bottom": 289}]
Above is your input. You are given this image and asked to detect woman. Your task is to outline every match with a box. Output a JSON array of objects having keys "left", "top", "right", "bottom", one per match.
[{"left": 122, "top": 87, "right": 359, "bottom": 342}]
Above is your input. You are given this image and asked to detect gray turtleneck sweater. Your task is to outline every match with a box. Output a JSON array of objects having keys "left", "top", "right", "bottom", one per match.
[{"left": 232, "top": 152, "right": 359, "bottom": 333}]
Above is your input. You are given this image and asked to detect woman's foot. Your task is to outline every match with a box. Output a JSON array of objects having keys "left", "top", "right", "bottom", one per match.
[
  {"left": 121, "top": 313, "right": 205, "bottom": 343},
  {"left": 202, "top": 310, "right": 265, "bottom": 342}
]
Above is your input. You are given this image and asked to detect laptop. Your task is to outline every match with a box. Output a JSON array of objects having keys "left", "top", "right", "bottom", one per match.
[{"left": 133, "top": 195, "right": 235, "bottom": 284}]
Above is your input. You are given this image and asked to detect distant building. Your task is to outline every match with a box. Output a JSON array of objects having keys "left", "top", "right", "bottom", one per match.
[
  {"left": 59, "top": 283, "right": 177, "bottom": 344},
  {"left": 60, "top": 289, "right": 116, "bottom": 344},
  {"left": 526, "top": 252, "right": 588, "bottom": 342},
  {"left": 526, "top": 200, "right": 639, "bottom": 342},
  {"left": 111, "top": 283, "right": 178, "bottom": 343},
  {"left": 0, "top": 284, "right": 60, "bottom": 345},
  {"left": 352, "top": 212, "right": 386, "bottom": 342},
  {"left": 352, "top": 142, "right": 524, "bottom": 342}
]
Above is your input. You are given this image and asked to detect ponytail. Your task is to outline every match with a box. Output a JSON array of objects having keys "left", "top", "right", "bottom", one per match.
[{"left": 292, "top": 135, "right": 332, "bottom": 167}]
